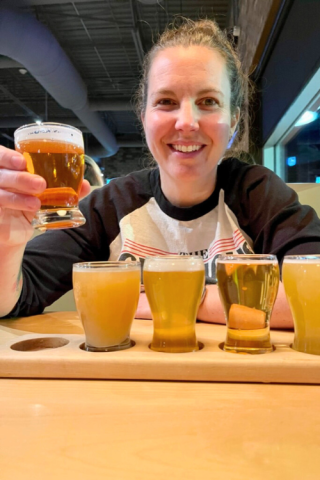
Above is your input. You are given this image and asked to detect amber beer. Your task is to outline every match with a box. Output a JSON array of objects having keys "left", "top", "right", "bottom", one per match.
[
  {"left": 283, "top": 256, "right": 320, "bottom": 355},
  {"left": 14, "top": 122, "right": 85, "bottom": 229},
  {"left": 73, "top": 261, "right": 140, "bottom": 352},
  {"left": 216, "top": 254, "right": 279, "bottom": 354},
  {"left": 144, "top": 256, "right": 205, "bottom": 353}
]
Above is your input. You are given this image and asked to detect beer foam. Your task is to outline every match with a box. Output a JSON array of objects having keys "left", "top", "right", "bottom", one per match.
[
  {"left": 219, "top": 260, "right": 278, "bottom": 265},
  {"left": 73, "top": 266, "right": 140, "bottom": 273},
  {"left": 144, "top": 257, "right": 204, "bottom": 272},
  {"left": 14, "top": 123, "right": 83, "bottom": 148},
  {"left": 284, "top": 256, "right": 320, "bottom": 264}
]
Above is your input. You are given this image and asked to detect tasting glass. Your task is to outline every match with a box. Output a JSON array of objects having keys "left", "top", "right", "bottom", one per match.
[
  {"left": 283, "top": 255, "right": 320, "bottom": 355},
  {"left": 216, "top": 254, "right": 279, "bottom": 354},
  {"left": 14, "top": 122, "right": 86, "bottom": 230},
  {"left": 143, "top": 255, "right": 205, "bottom": 353},
  {"left": 73, "top": 261, "right": 141, "bottom": 352}
]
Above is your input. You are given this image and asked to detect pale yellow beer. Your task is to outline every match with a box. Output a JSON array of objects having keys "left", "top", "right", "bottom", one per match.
[
  {"left": 14, "top": 122, "right": 86, "bottom": 230},
  {"left": 283, "top": 256, "right": 320, "bottom": 355},
  {"left": 73, "top": 261, "right": 140, "bottom": 352},
  {"left": 216, "top": 254, "right": 279, "bottom": 354},
  {"left": 143, "top": 256, "right": 205, "bottom": 353}
]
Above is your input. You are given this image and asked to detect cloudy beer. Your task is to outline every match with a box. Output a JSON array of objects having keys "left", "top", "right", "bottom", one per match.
[
  {"left": 144, "top": 256, "right": 205, "bottom": 353},
  {"left": 216, "top": 254, "right": 279, "bottom": 354},
  {"left": 73, "top": 261, "right": 140, "bottom": 352},
  {"left": 283, "top": 256, "right": 320, "bottom": 355},
  {"left": 14, "top": 122, "right": 85, "bottom": 229}
]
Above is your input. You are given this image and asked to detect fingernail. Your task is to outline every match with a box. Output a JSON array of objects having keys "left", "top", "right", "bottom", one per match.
[{"left": 12, "top": 156, "right": 25, "bottom": 169}]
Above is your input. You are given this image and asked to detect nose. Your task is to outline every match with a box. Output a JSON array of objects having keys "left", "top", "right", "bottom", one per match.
[{"left": 175, "top": 100, "right": 199, "bottom": 132}]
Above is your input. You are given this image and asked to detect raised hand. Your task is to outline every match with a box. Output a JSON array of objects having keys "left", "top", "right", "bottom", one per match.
[{"left": 0, "top": 146, "right": 46, "bottom": 246}]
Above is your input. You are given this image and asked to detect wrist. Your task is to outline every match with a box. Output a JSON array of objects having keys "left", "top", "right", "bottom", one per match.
[{"left": 197, "top": 284, "right": 226, "bottom": 324}]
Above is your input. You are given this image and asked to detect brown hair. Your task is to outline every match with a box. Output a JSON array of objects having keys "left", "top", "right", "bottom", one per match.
[{"left": 135, "top": 18, "right": 248, "bottom": 147}]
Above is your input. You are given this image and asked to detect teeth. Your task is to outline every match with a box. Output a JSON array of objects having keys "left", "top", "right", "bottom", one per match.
[{"left": 172, "top": 145, "right": 201, "bottom": 152}]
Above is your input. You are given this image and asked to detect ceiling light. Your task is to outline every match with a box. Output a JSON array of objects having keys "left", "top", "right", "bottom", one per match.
[
  {"left": 18, "top": 68, "right": 28, "bottom": 75},
  {"left": 295, "top": 110, "right": 318, "bottom": 127}
]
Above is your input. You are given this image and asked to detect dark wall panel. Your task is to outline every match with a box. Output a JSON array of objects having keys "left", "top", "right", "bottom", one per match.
[{"left": 261, "top": 0, "right": 320, "bottom": 144}]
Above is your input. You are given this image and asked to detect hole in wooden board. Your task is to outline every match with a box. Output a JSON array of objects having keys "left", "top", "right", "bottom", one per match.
[
  {"left": 79, "top": 339, "right": 136, "bottom": 352},
  {"left": 147, "top": 341, "right": 205, "bottom": 353},
  {"left": 10, "top": 337, "right": 69, "bottom": 352}
]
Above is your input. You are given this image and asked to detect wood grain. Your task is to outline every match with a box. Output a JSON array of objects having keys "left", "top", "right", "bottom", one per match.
[
  {"left": 1, "top": 312, "right": 320, "bottom": 383},
  {"left": 1, "top": 313, "right": 320, "bottom": 479},
  {"left": 1, "top": 379, "right": 320, "bottom": 480}
]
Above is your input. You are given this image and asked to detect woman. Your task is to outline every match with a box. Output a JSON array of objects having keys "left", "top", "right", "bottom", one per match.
[{"left": 1, "top": 19, "right": 320, "bottom": 324}]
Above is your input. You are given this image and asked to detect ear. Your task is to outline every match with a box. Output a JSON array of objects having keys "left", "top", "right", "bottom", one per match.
[{"left": 230, "top": 107, "right": 240, "bottom": 135}]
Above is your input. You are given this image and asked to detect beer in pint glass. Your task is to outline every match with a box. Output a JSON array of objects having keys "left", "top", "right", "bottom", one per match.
[
  {"left": 216, "top": 254, "right": 279, "bottom": 354},
  {"left": 144, "top": 255, "right": 205, "bottom": 353},
  {"left": 73, "top": 261, "right": 140, "bottom": 352},
  {"left": 283, "top": 255, "right": 320, "bottom": 355},
  {"left": 14, "top": 122, "right": 86, "bottom": 229}
]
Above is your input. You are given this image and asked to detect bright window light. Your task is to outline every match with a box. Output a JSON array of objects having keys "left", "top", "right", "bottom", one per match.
[
  {"left": 287, "top": 156, "right": 297, "bottom": 167},
  {"left": 294, "top": 110, "right": 318, "bottom": 127}
]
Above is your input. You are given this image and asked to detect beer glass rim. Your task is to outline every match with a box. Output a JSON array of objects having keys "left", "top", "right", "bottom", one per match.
[
  {"left": 283, "top": 255, "right": 320, "bottom": 262},
  {"left": 143, "top": 255, "right": 204, "bottom": 272},
  {"left": 73, "top": 261, "right": 141, "bottom": 270},
  {"left": 217, "top": 254, "right": 278, "bottom": 263},
  {"left": 144, "top": 255, "right": 203, "bottom": 261},
  {"left": 14, "top": 122, "right": 83, "bottom": 136}
]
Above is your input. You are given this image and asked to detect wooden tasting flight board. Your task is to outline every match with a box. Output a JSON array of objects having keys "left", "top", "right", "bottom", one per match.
[{"left": 0, "top": 312, "right": 319, "bottom": 384}]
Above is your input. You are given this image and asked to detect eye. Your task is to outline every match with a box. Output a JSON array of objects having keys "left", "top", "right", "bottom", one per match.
[
  {"left": 199, "top": 97, "right": 218, "bottom": 107},
  {"left": 156, "top": 98, "right": 176, "bottom": 106}
]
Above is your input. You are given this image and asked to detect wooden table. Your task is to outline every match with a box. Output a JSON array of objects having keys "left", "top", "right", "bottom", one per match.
[{"left": 1, "top": 312, "right": 320, "bottom": 479}]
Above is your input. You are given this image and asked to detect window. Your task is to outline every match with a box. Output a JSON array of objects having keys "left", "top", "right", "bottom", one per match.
[{"left": 263, "top": 67, "right": 320, "bottom": 183}]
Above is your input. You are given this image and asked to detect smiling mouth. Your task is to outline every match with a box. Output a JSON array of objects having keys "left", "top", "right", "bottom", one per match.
[{"left": 170, "top": 144, "right": 204, "bottom": 153}]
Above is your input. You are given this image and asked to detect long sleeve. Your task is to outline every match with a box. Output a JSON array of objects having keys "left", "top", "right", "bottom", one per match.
[{"left": 220, "top": 158, "right": 320, "bottom": 259}]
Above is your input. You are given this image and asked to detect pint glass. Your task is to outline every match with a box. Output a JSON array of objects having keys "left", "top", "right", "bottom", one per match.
[
  {"left": 14, "top": 122, "right": 86, "bottom": 229},
  {"left": 283, "top": 255, "right": 320, "bottom": 355},
  {"left": 216, "top": 254, "right": 279, "bottom": 354},
  {"left": 73, "top": 261, "right": 141, "bottom": 352},
  {"left": 143, "top": 255, "right": 205, "bottom": 353}
]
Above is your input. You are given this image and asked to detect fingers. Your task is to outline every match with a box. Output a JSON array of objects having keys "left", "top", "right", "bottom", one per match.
[
  {"left": 0, "top": 189, "right": 41, "bottom": 211},
  {"left": 0, "top": 146, "right": 46, "bottom": 211},
  {"left": 0, "top": 168, "right": 46, "bottom": 194},
  {"left": 79, "top": 179, "right": 91, "bottom": 199},
  {"left": 0, "top": 146, "right": 26, "bottom": 170}
]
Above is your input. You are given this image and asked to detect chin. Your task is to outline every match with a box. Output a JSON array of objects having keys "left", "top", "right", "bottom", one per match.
[{"left": 170, "top": 165, "right": 204, "bottom": 181}]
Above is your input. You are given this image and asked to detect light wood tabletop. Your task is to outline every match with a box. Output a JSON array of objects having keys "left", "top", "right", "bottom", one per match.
[{"left": 1, "top": 312, "right": 320, "bottom": 480}]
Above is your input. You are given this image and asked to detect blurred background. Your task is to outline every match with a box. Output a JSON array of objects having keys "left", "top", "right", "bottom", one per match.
[{"left": 0, "top": 0, "right": 319, "bottom": 184}]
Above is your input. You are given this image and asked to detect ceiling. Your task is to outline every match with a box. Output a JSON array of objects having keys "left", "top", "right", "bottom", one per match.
[{"left": 0, "top": 0, "right": 233, "bottom": 177}]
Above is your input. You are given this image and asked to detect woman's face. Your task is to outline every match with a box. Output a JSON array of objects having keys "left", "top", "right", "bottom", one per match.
[{"left": 142, "top": 45, "right": 239, "bottom": 188}]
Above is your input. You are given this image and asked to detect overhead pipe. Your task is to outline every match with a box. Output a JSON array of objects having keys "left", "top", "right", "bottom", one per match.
[{"left": 0, "top": 8, "right": 118, "bottom": 156}]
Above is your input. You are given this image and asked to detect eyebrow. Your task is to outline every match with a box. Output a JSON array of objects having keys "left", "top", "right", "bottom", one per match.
[
  {"left": 151, "top": 88, "right": 225, "bottom": 98},
  {"left": 197, "top": 88, "right": 225, "bottom": 98}
]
